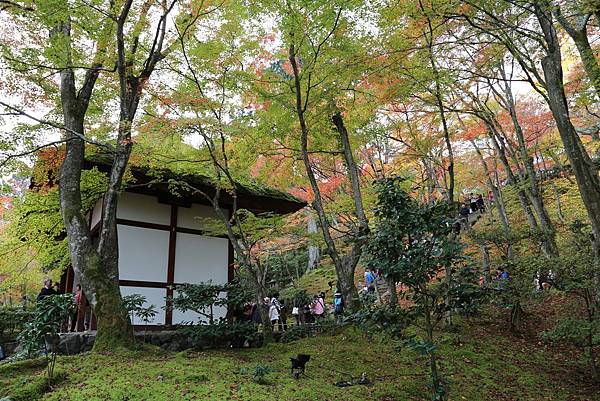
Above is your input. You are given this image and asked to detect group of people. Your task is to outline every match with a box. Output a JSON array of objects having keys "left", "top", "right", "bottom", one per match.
[
  {"left": 235, "top": 290, "right": 345, "bottom": 332},
  {"left": 36, "top": 278, "right": 89, "bottom": 331},
  {"left": 460, "top": 193, "right": 487, "bottom": 216}
]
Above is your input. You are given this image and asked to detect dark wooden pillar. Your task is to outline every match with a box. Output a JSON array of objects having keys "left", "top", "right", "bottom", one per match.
[{"left": 165, "top": 205, "right": 178, "bottom": 326}]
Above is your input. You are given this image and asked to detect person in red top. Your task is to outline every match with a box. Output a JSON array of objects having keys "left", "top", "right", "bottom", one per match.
[{"left": 69, "top": 284, "right": 82, "bottom": 332}]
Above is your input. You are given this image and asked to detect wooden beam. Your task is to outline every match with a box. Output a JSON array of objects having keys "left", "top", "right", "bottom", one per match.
[
  {"left": 165, "top": 205, "right": 178, "bottom": 326},
  {"left": 116, "top": 218, "right": 170, "bottom": 231}
]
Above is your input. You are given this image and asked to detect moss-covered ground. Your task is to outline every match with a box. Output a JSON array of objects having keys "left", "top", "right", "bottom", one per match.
[{"left": 1, "top": 305, "right": 597, "bottom": 401}]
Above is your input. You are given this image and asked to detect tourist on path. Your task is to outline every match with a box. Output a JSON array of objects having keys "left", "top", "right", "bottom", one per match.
[
  {"left": 365, "top": 266, "right": 376, "bottom": 293},
  {"left": 333, "top": 290, "right": 344, "bottom": 324},
  {"left": 269, "top": 294, "right": 283, "bottom": 332},
  {"left": 292, "top": 297, "right": 302, "bottom": 326},
  {"left": 469, "top": 193, "right": 478, "bottom": 213},
  {"left": 311, "top": 293, "right": 325, "bottom": 321},
  {"left": 476, "top": 194, "right": 485, "bottom": 212}
]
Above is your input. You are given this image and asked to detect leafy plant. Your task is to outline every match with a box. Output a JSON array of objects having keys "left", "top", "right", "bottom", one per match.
[
  {"left": 122, "top": 294, "right": 158, "bottom": 327},
  {"left": 251, "top": 364, "right": 276, "bottom": 385},
  {"left": 17, "top": 294, "right": 77, "bottom": 385},
  {"left": 0, "top": 306, "right": 34, "bottom": 343},
  {"left": 540, "top": 221, "right": 600, "bottom": 383},
  {"left": 178, "top": 321, "right": 259, "bottom": 349},
  {"left": 169, "top": 279, "right": 253, "bottom": 325},
  {"left": 359, "top": 177, "right": 476, "bottom": 401}
]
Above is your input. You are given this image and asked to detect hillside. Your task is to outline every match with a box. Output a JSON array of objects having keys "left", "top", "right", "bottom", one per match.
[{"left": 1, "top": 302, "right": 598, "bottom": 401}]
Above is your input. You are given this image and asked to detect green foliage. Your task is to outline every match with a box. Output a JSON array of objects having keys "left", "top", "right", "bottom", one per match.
[
  {"left": 251, "top": 364, "right": 276, "bottom": 385},
  {"left": 540, "top": 221, "right": 600, "bottom": 382},
  {"left": 366, "top": 177, "right": 462, "bottom": 290},
  {"left": 236, "top": 363, "right": 276, "bottom": 384},
  {"left": 0, "top": 168, "right": 107, "bottom": 289},
  {"left": 0, "top": 306, "right": 33, "bottom": 343},
  {"left": 17, "top": 294, "right": 76, "bottom": 385},
  {"left": 171, "top": 278, "right": 253, "bottom": 325},
  {"left": 262, "top": 247, "right": 309, "bottom": 288},
  {"left": 170, "top": 282, "right": 225, "bottom": 325},
  {"left": 121, "top": 294, "right": 158, "bottom": 326},
  {"left": 179, "top": 321, "right": 260, "bottom": 349},
  {"left": 361, "top": 176, "right": 477, "bottom": 400},
  {"left": 542, "top": 316, "right": 599, "bottom": 349}
]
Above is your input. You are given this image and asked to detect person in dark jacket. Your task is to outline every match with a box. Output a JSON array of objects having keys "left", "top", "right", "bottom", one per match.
[
  {"left": 476, "top": 194, "right": 485, "bottom": 212},
  {"left": 36, "top": 278, "right": 57, "bottom": 302},
  {"left": 251, "top": 302, "right": 262, "bottom": 324}
]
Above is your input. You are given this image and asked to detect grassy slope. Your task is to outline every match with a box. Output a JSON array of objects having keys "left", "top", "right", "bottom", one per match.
[
  {"left": 1, "top": 307, "right": 598, "bottom": 401},
  {"left": 279, "top": 262, "right": 367, "bottom": 302},
  {"left": 473, "top": 176, "right": 589, "bottom": 251}
]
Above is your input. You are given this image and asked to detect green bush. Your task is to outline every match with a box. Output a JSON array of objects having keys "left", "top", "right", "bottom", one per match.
[
  {"left": 179, "top": 322, "right": 260, "bottom": 349},
  {"left": 0, "top": 306, "right": 33, "bottom": 342},
  {"left": 17, "top": 294, "right": 76, "bottom": 385},
  {"left": 280, "top": 324, "right": 311, "bottom": 343}
]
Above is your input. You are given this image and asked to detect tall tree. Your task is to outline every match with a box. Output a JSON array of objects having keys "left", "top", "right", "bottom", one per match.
[
  {"left": 1, "top": 0, "right": 201, "bottom": 348},
  {"left": 252, "top": 0, "right": 378, "bottom": 308},
  {"left": 456, "top": 0, "right": 600, "bottom": 296}
]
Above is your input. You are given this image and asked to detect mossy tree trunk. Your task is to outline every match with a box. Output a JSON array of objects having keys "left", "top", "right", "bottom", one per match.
[
  {"left": 58, "top": 0, "right": 181, "bottom": 350},
  {"left": 56, "top": 15, "right": 135, "bottom": 350},
  {"left": 289, "top": 41, "right": 365, "bottom": 311},
  {"left": 535, "top": 3, "right": 600, "bottom": 301}
]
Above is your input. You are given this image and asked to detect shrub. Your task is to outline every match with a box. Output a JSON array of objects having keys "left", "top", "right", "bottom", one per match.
[
  {"left": 0, "top": 306, "right": 34, "bottom": 343},
  {"left": 122, "top": 294, "right": 157, "bottom": 326},
  {"left": 17, "top": 294, "right": 76, "bottom": 385},
  {"left": 169, "top": 278, "right": 253, "bottom": 325},
  {"left": 179, "top": 322, "right": 260, "bottom": 349},
  {"left": 280, "top": 324, "right": 311, "bottom": 343},
  {"left": 360, "top": 177, "right": 478, "bottom": 401}
]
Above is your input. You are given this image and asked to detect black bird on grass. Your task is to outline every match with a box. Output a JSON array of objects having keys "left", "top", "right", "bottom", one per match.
[{"left": 290, "top": 354, "right": 311, "bottom": 379}]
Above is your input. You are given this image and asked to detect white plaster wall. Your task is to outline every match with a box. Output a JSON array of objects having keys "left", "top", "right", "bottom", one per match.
[
  {"left": 90, "top": 198, "right": 103, "bottom": 229},
  {"left": 177, "top": 204, "right": 227, "bottom": 231},
  {"left": 120, "top": 286, "right": 166, "bottom": 325},
  {"left": 117, "top": 192, "right": 171, "bottom": 225},
  {"left": 171, "top": 290, "right": 227, "bottom": 325},
  {"left": 117, "top": 225, "right": 169, "bottom": 282},
  {"left": 173, "top": 233, "right": 228, "bottom": 285}
]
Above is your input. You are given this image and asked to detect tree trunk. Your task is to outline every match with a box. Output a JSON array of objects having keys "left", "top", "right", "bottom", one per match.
[
  {"left": 289, "top": 45, "right": 361, "bottom": 310},
  {"left": 55, "top": 18, "right": 134, "bottom": 349},
  {"left": 499, "top": 69, "right": 559, "bottom": 259},
  {"left": 488, "top": 129, "right": 540, "bottom": 231},
  {"left": 385, "top": 276, "right": 398, "bottom": 306},
  {"left": 481, "top": 244, "right": 491, "bottom": 285},
  {"left": 424, "top": 308, "right": 445, "bottom": 400},
  {"left": 536, "top": 3, "right": 600, "bottom": 300},
  {"left": 471, "top": 140, "right": 511, "bottom": 233},
  {"left": 423, "top": 5, "right": 454, "bottom": 205},
  {"left": 554, "top": 9, "right": 600, "bottom": 101},
  {"left": 571, "top": 32, "right": 600, "bottom": 102},
  {"left": 306, "top": 211, "right": 320, "bottom": 270}
]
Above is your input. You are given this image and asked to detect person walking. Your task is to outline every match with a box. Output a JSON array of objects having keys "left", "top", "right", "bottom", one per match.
[
  {"left": 333, "top": 290, "right": 344, "bottom": 324},
  {"left": 270, "top": 292, "right": 285, "bottom": 331},
  {"left": 292, "top": 297, "right": 302, "bottom": 326},
  {"left": 265, "top": 298, "right": 281, "bottom": 331},
  {"left": 365, "top": 266, "right": 376, "bottom": 293},
  {"left": 469, "top": 193, "right": 478, "bottom": 213},
  {"left": 311, "top": 293, "right": 325, "bottom": 321},
  {"left": 476, "top": 194, "right": 485, "bottom": 213}
]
